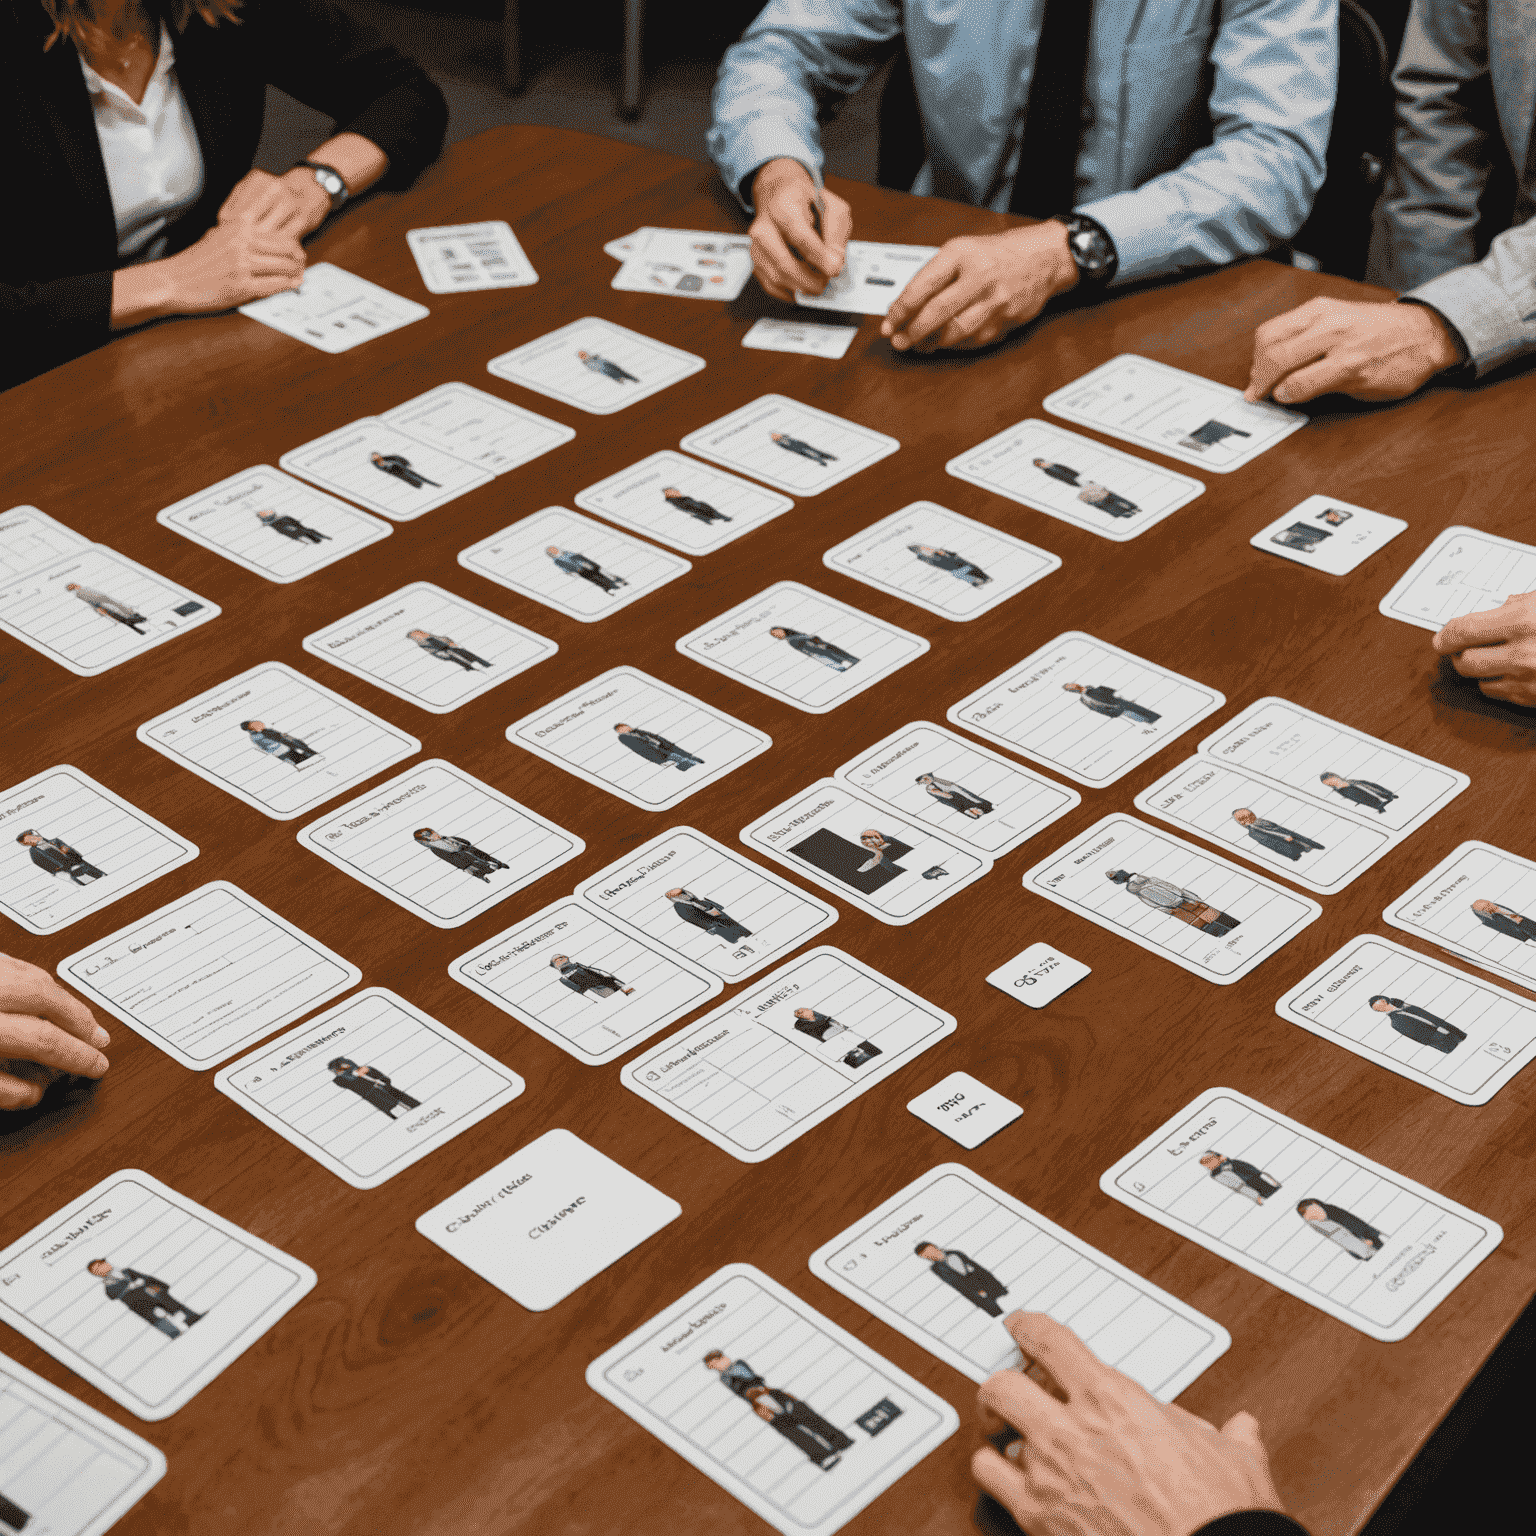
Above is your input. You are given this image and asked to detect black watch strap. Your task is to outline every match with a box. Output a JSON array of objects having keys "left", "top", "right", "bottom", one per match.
[
  {"left": 1051, "top": 212, "right": 1118, "bottom": 287},
  {"left": 301, "top": 160, "right": 349, "bottom": 212}
]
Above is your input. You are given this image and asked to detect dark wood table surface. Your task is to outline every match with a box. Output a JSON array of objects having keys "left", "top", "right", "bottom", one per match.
[{"left": 6, "top": 124, "right": 1535, "bottom": 1536}]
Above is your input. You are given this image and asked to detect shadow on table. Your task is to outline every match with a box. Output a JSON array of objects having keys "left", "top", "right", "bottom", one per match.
[
  {"left": 1429, "top": 655, "right": 1536, "bottom": 738},
  {"left": 0, "top": 1073, "right": 103, "bottom": 1148}
]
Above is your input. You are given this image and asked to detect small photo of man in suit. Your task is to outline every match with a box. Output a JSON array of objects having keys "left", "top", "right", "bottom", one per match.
[
  {"left": 546, "top": 547, "right": 628, "bottom": 594},
  {"left": 413, "top": 829, "right": 509, "bottom": 881},
  {"left": 241, "top": 720, "right": 318, "bottom": 767},
  {"left": 1470, "top": 900, "right": 1536, "bottom": 944},
  {"left": 1367, "top": 995, "right": 1467, "bottom": 1053},
  {"left": 1178, "top": 420, "right": 1251, "bottom": 453},
  {"left": 577, "top": 350, "right": 639, "bottom": 383},
  {"left": 65, "top": 583, "right": 147, "bottom": 633},
  {"left": 1062, "top": 683, "right": 1160, "bottom": 723},
  {"left": 613, "top": 724, "right": 704, "bottom": 771},
  {"left": 327, "top": 1057, "right": 423, "bottom": 1118},
  {"left": 662, "top": 486, "right": 730, "bottom": 524},
  {"left": 1319, "top": 772, "right": 1396, "bottom": 813},
  {"left": 791, "top": 1007, "right": 847, "bottom": 1043},
  {"left": 257, "top": 509, "right": 330, "bottom": 543},
  {"left": 16, "top": 830, "right": 105, "bottom": 884},
  {"left": 407, "top": 630, "right": 490, "bottom": 672},
  {"left": 664, "top": 888, "right": 752, "bottom": 944},
  {"left": 1198, "top": 1151, "right": 1281, "bottom": 1206},
  {"left": 1231, "top": 809, "right": 1324, "bottom": 862},
  {"left": 907, "top": 545, "right": 991, "bottom": 586},
  {"left": 704, "top": 1351, "right": 854, "bottom": 1471},
  {"left": 1296, "top": 1199, "right": 1385, "bottom": 1260},
  {"left": 769, "top": 626, "right": 859, "bottom": 671},
  {"left": 1320, "top": 508, "right": 1352, "bottom": 526},
  {"left": 87, "top": 1259, "right": 204, "bottom": 1339},
  {"left": 914, "top": 1240, "right": 1009, "bottom": 1316},
  {"left": 369, "top": 452, "right": 440, "bottom": 489},
  {"left": 1270, "top": 523, "right": 1331, "bottom": 552},
  {"left": 916, "top": 773, "right": 993, "bottom": 819},
  {"left": 1105, "top": 868, "right": 1240, "bottom": 937},
  {"left": 550, "top": 954, "right": 634, "bottom": 998},
  {"left": 770, "top": 432, "right": 836, "bottom": 465},
  {"left": 1031, "top": 459, "right": 1139, "bottom": 517}
]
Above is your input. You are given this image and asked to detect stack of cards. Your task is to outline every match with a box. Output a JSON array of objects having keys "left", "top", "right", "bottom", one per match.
[
  {"left": 682, "top": 396, "right": 898, "bottom": 495},
  {"left": 0, "top": 504, "right": 218, "bottom": 675},
  {"left": 1379, "top": 525, "right": 1536, "bottom": 631},
  {"left": 1252, "top": 495, "right": 1406, "bottom": 576},
  {"left": 407, "top": 221, "right": 538, "bottom": 292},
  {"left": 608, "top": 227, "right": 753, "bottom": 300},
  {"left": 795, "top": 240, "right": 938, "bottom": 315},
  {"left": 488, "top": 318, "right": 704, "bottom": 414},
  {"left": 239, "top": 262, "right": 427, "bottom": 353},
  {"left": 742, "top": 318, "right": 860, "bottom": 359}
]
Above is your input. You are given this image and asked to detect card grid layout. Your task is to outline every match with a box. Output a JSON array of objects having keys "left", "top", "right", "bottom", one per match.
[{"left": 1378, "top": 525, "right": 1536, "bottom": 632}]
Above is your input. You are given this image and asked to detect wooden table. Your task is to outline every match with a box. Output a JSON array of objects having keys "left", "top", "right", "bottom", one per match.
[{"left": 6, "top": 125, "right": 1535, "bottom": 1536}]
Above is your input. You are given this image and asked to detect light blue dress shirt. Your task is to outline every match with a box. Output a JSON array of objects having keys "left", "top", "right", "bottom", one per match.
[{"left": 708, "top": 0, "right": 1338, "bottom": 286}]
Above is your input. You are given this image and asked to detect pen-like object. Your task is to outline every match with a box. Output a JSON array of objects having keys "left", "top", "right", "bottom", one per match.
[{"left": 811, "top": 188, "right": 826, "bottom": 241}]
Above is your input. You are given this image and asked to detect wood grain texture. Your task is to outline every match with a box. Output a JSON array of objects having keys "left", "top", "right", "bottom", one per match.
[{"left": 4, "top": 125, "right": 1535, "bottom": 1536}]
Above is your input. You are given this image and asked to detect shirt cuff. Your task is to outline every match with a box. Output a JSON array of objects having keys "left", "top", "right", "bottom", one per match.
[
  {"left": 1193, "top": 1513, "right": 1311, "bottom": 1536},
  {"left": 1405, "top": 265, "right": 1531, "bottom": 377},
  {"left": 714, "top": 119, "right": 823, "bottom": 211},
  {"left": 1073, "top": 191, "right": 1172, "bottom": 286}
]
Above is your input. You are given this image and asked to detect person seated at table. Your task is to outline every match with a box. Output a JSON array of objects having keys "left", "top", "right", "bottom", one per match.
[
  {"left": 0, "top": 952, "right": 111, "bottom": 1111},
  {"left": 1245, "top": 0, "right": 1534, "bottom": 405},
  {"left": 708, "top": 0, "right": 1336, "bottom": 353},
  {"left": 974, "top": 1312, "right": 1308, "bottom": 1536},
  {"left": 3, "top": 0, "right": 447, "bottom": 392}
]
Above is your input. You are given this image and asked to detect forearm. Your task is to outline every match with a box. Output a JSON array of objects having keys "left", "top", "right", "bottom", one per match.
[
  {"left": 280, "top": 132, "right": 391, "bottom": 237},
  {"left": 1404, "top": 218, "right": 1536, "bottom": 376}
]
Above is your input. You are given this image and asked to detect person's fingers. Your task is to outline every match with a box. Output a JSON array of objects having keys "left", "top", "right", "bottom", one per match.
[
  {"left": 924, "top": 298, "right": 1001, "bottom": 352},
  {"left": 894, "top": 270, "right": 979, "bottom": 351},
  {"left": 0, "top": 1065, "right": 49, "bottom": 1111},
  {"left": 751, "top": 216, "right": 827, "bottom": 295},
  {"left": 1002, "top": 1312, "right": 1129, "bottom": 1406},
  {"left": 1449, "top": 643, "right": 1515, "bottom": 679},
  {"left": 1476, "top": 677, "right": 1535, "bottom": 704},
  {"left": 1, "top": 973, "right": 108, "bottom": 1047},
  {"left": 1271, "top": 353, "right": 1363, "bottom": 404},
  {"left": 1434, "top": 604, "right": 1522, "bottom": 654},
  {"left": 978, "top": 1358, "right": 1074, "bottom": 1440},
  {"left": 768, "top": 194, "right": 840, "bottom": 280},
  {"left": 971, "top": 1443, "right": 1043, "bottom": 1524},
  {"left": 822, "top": 191, "right": 854, "bottom": 264},
  {"left": 1246, "top": 326, "right": 1331, "bottom": 401},
  {"left": 1220, "top": 1410, "right": 1269, "bottom": 1454},
  {"left": 882, "top": 249, "right": 960, "bottom": 337},
  {"left": 0, "top": 1014, "right": 109, "bottom": 1078}
]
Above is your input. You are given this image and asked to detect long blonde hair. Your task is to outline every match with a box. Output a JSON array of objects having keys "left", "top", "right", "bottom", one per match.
[{"left": 41, "top": 0, "right": 241, "bottom": 51}]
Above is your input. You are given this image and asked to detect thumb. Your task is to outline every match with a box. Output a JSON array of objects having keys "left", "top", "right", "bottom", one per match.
[{"left": 1219, "top": 1411, "right": 1266, "bottom": 1453}]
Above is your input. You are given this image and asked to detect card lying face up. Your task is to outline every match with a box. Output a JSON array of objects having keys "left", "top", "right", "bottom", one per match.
[
  {"left": 137, "top": 661, "right": 421, "bottom": 820},
  {"left": 681, "top": 394, "right": 899, "bottom": 495},
  {"left": 575, "top": 826, "right": 839, "bottom": 982},
  {"left": 948, "top": 632, "right": 1225, "bottom": 789},
  {"left": 459, "top": 506, "right": 691, "bottom": 623},
  {"left": 1023, "top": 815, "right": 1320, "bottom": 985},
  {"left": 1044, "top": 355, "right": 1305, "bottom": 472},
  {"left": 575, "top": 449, "right": 794, "bottom": 555},
  {"left": 381, "top": 382, "right": 573, "bottom": 475},
  {"left": 418, "top": 1129, "right": 681, "bottom": 1311},
  {"left": 1100, "top": 1088, "right": 1502, "bottom": 1341},
  {"left": 0, "top": 766, "right": 197, "bottom": 935},
  {"left": 743, "top": 780, "right": 992, "bottom": 926},
  {"left": 0, "top": 503, "right": 89, "bottom": 578},
  {"left": 450, "top": 898, "right": 724, "bottom": 1065},
  {"left": 809, "top": 1164, "right": 1230, "bottom": 1392},
  {"left": 1274, "top": 936, "right": 1536, "bottom": 1106},
  {"left": 487, "top": 316, "right": 705, "bottom": 414},
  {"left": 587, "top": 1263, "right": 958, "bottom": 1536},
  {"left": 215, "top": 988, "right": 525, "bottom": 1188},
  {"left": 56, "top": 881, "right": 360, "bottom": 1071},
  {"left": 155, "top": 466, "right": 391, "bottom": 582},
  {"left": 238, "top": 261, "right": 428, "bottom": 353},
  {"left": 0, "top": 1170, "right": 316, "bottom": 1419},
  {"left": 1378, "top": 525, "right": 1536, "bottom": 632},
  {"left": 823, "top": 502, "right": 1060, "bottom": 621},
  {"left": 795, "top": 240, "right": 939, "bottom": 315},
  {"left": 405, "top": 221, "right": 538, "bottom": 292},
  {"left": 303, "top": 581, "right": 557, "bottom": 714},
  {"left": 506, "top": 666, "right": 771, "bottom": 812},
  {"left": 945, "top": 418, "right": 1205, "bottom": 542},
  {"left": 1251, "top": 495, "right": 1406, "bottom": 576},
  {"left": 0, "top": 1352, "right": 167, "bottom": 1536},
  {"left": 677, "top": 581, "right": 928, "bottom": 714},
  {"left": 834, "top": 722, "right": 1079, "bottom": 859},
  {"left": 297, "top": 759, "right": 584, "bottom": 929},
  {"left": 611, "top": 228, "right": 754, "bottom": 300},
  {"left": 621, "top": 947, "right": 956, "bottom": 1161}
]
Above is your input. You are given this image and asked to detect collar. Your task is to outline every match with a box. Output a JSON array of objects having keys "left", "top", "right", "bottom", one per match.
[{"left": 78, "top": 21, "right": 174, "bottom": 111}]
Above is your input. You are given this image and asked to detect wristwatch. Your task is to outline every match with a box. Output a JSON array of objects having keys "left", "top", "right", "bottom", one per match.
[
  {"left": 300, "top": 160, "right": 349, "bottom": 213},
  {"left": 1050, "top": 213, "right": 1118, "bottom": 287}
]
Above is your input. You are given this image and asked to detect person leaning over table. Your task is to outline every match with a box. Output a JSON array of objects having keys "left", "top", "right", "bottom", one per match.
[
  {"left": 1, "top": 0, "right": 447, "bottom": 392},
  {"left": 707, "top": 0, "right": 1336, "bottom": 352},
  {"left": 0, "top": 952, "right": 111, "bottom": 1111},
  {"left": 1246, "top": 0, "right": 1536, "bottom": 406}
]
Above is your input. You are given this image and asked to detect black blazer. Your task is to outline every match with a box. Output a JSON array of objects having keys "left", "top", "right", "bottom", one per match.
[{"left": 2, "top": 0, "right": 446, "bottom": 389}]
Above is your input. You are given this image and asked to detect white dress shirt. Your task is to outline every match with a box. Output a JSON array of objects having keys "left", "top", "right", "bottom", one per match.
[{"left": 79, "top": 25, "right": 205, "bottom": 261}]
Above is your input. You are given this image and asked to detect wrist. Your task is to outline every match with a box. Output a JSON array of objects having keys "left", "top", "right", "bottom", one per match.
[
  {"left": 1401, "top": 300, "right": 1464, "bottom": 371},
  {"left": 282, "top": 167, "right": 334, "bottom": 232},
  {"left": 1043, "top": 220, "right": 1079, "bottom": 295},
  {"left": 110, "top": 259, "right": 178, "bottom": 327},
  {"left": 753, "top": 157, "right": 814, "bottom": 200}
]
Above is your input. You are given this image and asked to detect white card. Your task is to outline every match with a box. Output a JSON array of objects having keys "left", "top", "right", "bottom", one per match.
[
  {"left": 0, "top": 767, "right": 197, "bottom": 936},
  {"left": 681, "top": 394, "right": 899, "bottom": 495},
  {"left": 458, "top": 506, "right": 691, "bottom": 622},
  {"left": 834, "top": 721, "right": 1079, "bottom": 858},
  {"left": 1274, "top": 936, "right": 1536, "bottom": 1106},
  {"left": 741, "top": 781, "right": 992, "bottom": 926},
  {"left": 155, "top": 465, "right": 391, "bottom": 583},
  {"left": 575, "top": 449, "right": 794, "bottom": 555},
  {"left": 0, "top": 545, "right": 218, "bottom": 677},
  {"left": 604, "top": 227, "right": 653, "bottom": 260},
  {"left": 296, "top": 759, "right": 583, "bottom": 929},
  {"left": 303, "top": 581, "right": 557, "bottom": 714},
  {"left": 796, "top": 240, "right": 938, "bottom": 315},
  {"left": 214, "top": 988, "right": 525, "bottom": 1188},
  {"left": 622, "top": 948, "right": 955, "bottom": 1161},
  {"left": 946, "top": 418, "right": 1205, "bottom": 542},
  {"left": 1100, "top": 1088, "right": 1502, "bottom": 1341},
  {"left": 742, "top": 317, "right": 860, "bottom": 358},
  {"left": 487, "top": 316, "right": 704, "bottom": 414},
  {"left": 1378, "top": 525, "right": 1536, "bottom": 632},
  {"left": 905, "top": 1073, "right": 1024, "bottom": 1147},
  {"left": 1383, "top": 840, "right": 1536, "bottom": 992},
  {"left": 450, "top": 898, "right": 723, "bottom": 1065},
  {"left": 418, "top": 1129, "right": 680, "bottom": 1310},
  {"left": 948, "top": 631, "right": 1225, "bottom": 789},
  {"left": 406, "top": 220, "right": 538, "bottom": 292},
  {"left": 612, "top": 227, "right": 753, "bottom": 300},
  {"left": 238, "top": 261, "right": 427, "bottom": 353},
  {"left": 984, "top": 944, "right": 1091, "bottom": 1009},
  {"left": 587, "top": 1264, "right": 958, "bottom": 1536},
  {"left": 575, "top": 826, "right": 839, "bottom": 982},
  {"left": 823, "top": 501, "right": 1060, "bottom": 620},
  {"left": 137, "top": 661, "right": 420, "bottom": 820},
  {"left": 1252, "top": 495, "right": 1406, "bottom": 575},
  {"left": 1134, "top": 756, "right": 1401, "bottom": 896},
  {"left": 0, "top": 503, "right": 92, "bottom": 578},
  {"left": 0, "top": 1352, "right": 167, "bottom": 1536},
  {"left": 380, "top": 382, "right": 573, "bottom": 475},
  {"left": 56, "top": 881, "right": 359, "bottom": 1071},
  {"left": 1023, "top": 814, "right": 1320, "bottom": 985},
  {"left": 279, "top": 416, "right": 493, "bottom": 521},
  {"left": 506, "top": 666, "right": 771, "bottom": 812},
  {"left": 0, "top": 1171, "right": 316, "bottom": 1420},
  {"left": 677, "top": 580, "right": 928, "bottom": 714},
  {"left": 1196, "top": 697, "right": 1469, "bottom": 840},
  {"left": 810, "top": 1164, "right": 1230, "bottom": 1392},
  {"left": 1044, "top": 355, "right": 1305, "bottom": 472}
]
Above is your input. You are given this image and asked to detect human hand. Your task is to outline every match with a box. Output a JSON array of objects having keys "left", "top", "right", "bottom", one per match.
[
  {"left": 1245, "top": 296, "right": 1461, "bottom": 404},
  {"left": 1434, "top": 591, "right": 1536, "bottom": 706},
  {"left": 882, "top": 221, "right": 1077, "bottom": 353},
  {"left": 0, "top": 954, "right": 111, "bottom": 1111},
  {"left": 748, "top": 158, "right": 853, "bottom": 300},
  {"left": 973, "top": 1313, "right": 1285, "bottom": 1536},
  {"left": 218, "top": 166, "right": 330, "bottom": 239},
  {"left": 145, "top": 220, "right": 306, "bottom": 316}
]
